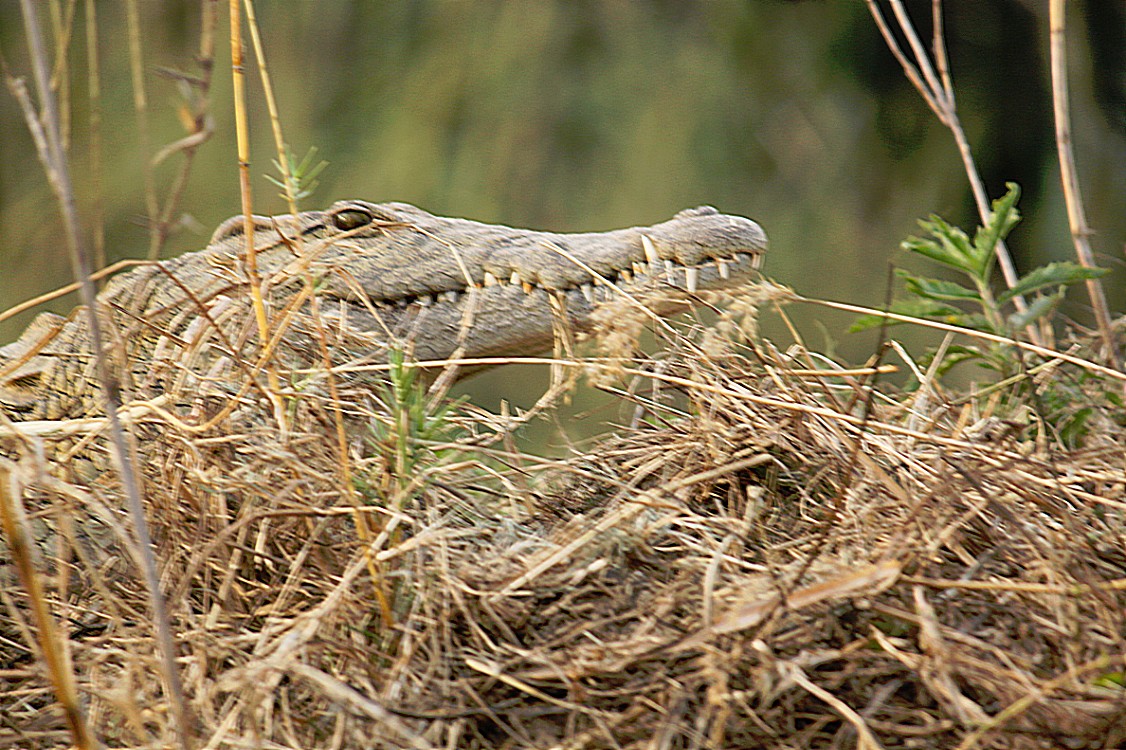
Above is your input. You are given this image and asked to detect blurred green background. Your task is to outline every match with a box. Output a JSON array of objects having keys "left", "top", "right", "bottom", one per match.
[{"left": 1, "top": 1, "right": 1123, "bottom": 446}]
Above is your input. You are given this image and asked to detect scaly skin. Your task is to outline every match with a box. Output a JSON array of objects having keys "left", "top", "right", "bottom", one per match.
[{"left": 0, "top": 201, "right": 766, "bottom": 420}]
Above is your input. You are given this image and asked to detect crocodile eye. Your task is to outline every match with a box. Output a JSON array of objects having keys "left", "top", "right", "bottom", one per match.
[{"left": 333, "top": 207, "right": 373, "bottom": 231}]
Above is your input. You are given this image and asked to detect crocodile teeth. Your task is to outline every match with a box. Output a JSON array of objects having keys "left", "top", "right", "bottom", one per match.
[
  {"left": 632, "top": 261, "right": 647, "bottom": 276},
  {"left": 580, "top": 283, "right": 594, "bottom": 303},
  {"left": 618, "top": 268, "right": 632, "bottom": 283},
  {"left": 441, "top": 290, "right": 459, "bottom": 304},
  {"left": 641, "top": 234, "right": 660, "bottom": 267},
  {"left": 684, "top": 267, "right": 698, "bottom": 293},
  {"left": 419, "top": 294, "right": 435, "bottom": 307},
  {"left": 717, "top": 259, "right": 731, "bottom": 280},
  {"left": 510, "top": 271, "right": 522, "bottom": 286},
  {"left": 522, "top": 281, "right": 534, "bottom": 294},
  {"left": 483, "top": 271, "right": 500, "bottom": 287},
  {"left": 664, "top": 259, "right": 675, "bottom": 282}
]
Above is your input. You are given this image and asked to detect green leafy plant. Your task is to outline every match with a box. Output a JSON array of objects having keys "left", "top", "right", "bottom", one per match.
[
  {"left": 851, "top": 183, "right": 1119, "bottom": 447},
  {"left": 853, "top": 183, "right": 1107, "bottom": 373}
]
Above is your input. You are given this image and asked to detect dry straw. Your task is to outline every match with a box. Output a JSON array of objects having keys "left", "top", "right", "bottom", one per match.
[{"left": 2, "top": 278, "right": 1124, "bottom": 748}]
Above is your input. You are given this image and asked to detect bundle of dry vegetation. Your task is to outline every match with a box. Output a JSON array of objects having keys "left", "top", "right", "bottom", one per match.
[{"left": 2, "top": 284, "right": 1124, "bottom": 749}]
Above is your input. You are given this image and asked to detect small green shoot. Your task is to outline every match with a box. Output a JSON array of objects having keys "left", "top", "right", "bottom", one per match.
[
  {"left": 362, "top": 350, "right": 464, "bottom": 508},
  {"left": 265, "top": 145, "right": 329, "bottom": 203}
]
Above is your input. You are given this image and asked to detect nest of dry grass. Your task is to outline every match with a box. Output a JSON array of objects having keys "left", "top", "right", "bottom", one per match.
[{"left": 2, "top": 290, "right": 1125, "bottom": 749}]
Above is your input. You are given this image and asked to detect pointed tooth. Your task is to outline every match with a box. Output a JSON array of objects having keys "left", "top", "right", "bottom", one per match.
[
  {"left": 633, "top": 261, "right": 646, "bottom": 276},
  {"left": 419, "top": 294, "right": 435, "bottom": 307},
  {"left": 522, "top": 281, "right": 534, "bottom": 294},
  {"left": 580, "top": 283, "right": 594, "bottom": 303},
  {"left": 684, "top": 267, "right": 698, "bottom": 293},
  {"left": 664, "top": 259, "right": 675, "bottom": 282},
  {"left": 483, "top": 271, "right": 500, "bottom": 287},
  {"left": 441, "top": 290, "right": 459, "bottom": 303},
  {"left": 717, "top": 258, "right": 731, "bottom": 280},
  {"left": 619, "top": 268, "right": 632, "bottom": 283},
  {"left": 641, "top": 234, "right": 660, "bottom": 267},
  {"left": 510, "top": 270, "right": 521, "bottom": 286}
]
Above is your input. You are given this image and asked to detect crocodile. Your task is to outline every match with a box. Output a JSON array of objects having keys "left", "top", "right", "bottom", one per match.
[{"left": 0, "top": 201, "right": 766, "bottom": 422}]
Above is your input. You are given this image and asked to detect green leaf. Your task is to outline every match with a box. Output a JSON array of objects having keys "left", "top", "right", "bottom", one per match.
[
  {"left": 997, "top": 262, "right": 1109, "bottom": 304},
  {"left": 848, "top": 315, "right": 894, "bottom": 333},
  {"left": 954, "top": 312, "right": 994, "bottom": 332},
  {"left": 848, "top": 298, "right": 961, "bottom": 333},
  {"left": 1057, "top": 406, "right": 1094, "bottom": 448},
  {"left": 903, "top": 215, "right": 976, "bottom": 271},
  {"left": 918, "top": 345, "right": 984, "bottom": 378},
  {"left": 1093, "top": 672, "right": 1126, "bottom": 690},
  {"left": 972, "top": 182, "right": 1021, "bottom": 277},
  {"left": 1007, "top": 292, "right": 1061, "bottom": 331},
  {"left": 899, "top": 272, "right": 980, "bottom": 302}
]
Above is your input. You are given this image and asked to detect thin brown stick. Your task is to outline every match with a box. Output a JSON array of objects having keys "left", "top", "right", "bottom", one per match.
[
  {"left": 10, "top": 2, "right": 194, "bottom": 745},
  {"left": 0, "top": 258, "right": 142, "bottom": 327},
  {"left": 243, "top": 0, "right": 297, "bottom": 215},
  {"left": 46, "top": 1, "right": 76, "bottom": 152},
  {"left": 228, "top": 0, "right": 283, "bottom": 421},
  {"left": 148, "top": 0, "right": 219, "bottom": 259},
  {"left": 83, "top": 0, "right": 105, "bottom": 271},
  {"left": 806, "top": 295, "right": 1126, "bottom": 383},
  {"left": 866, "top": 0, "right": 1039, "bottom": 345},
  {"left": 124, "top": 0, "right": 160, "bottom": 260},
  {"left": 1048, "top": 0, "right": 1118, "bottom": 370},
  {"left": 0, "top": 461, "right": 96, "bottom": 750}
]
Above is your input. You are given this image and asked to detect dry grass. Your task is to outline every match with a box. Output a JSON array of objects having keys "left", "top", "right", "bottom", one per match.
[{"left": 2, "top": 283, "right": 1124, "bottom": 749}]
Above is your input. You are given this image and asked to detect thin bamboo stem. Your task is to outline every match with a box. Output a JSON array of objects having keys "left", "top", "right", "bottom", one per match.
[{"left": 1048, "top": 0, "right": 1118, "bottom": 369}]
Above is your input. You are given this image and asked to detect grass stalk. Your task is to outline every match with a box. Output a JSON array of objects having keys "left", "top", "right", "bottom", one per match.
[
  {"left": 1048, "top": 0, "right": 1119, "bottom": 371},
  {"left": 10, "top": 1, "right": 193, "bottom": 745},
  {"left": 149, "top": 0, "right": 219, "bottom": 258},
  {"left": 228, "top": 0, "right": 284, "bottom": 420},
  {"left": 83, "top": 0, "right": 105, "bottom": 271},
  {"left": 124, "top": 0, "right": 161, "bottom": 260},
  {"left": 242, "top": 0, "right": 297, "bottom": 215},
  {"left": 0, "top": 465, "right": 95, "bottom": 750},
  {"left": 242, "top": 0, "right": 392, "bottom": 619},
  {"left": 865, "top": 0, "right": 1041, "bottom": 346}
]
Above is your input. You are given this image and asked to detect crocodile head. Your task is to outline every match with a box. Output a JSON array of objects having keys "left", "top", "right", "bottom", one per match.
[
  {"left": 211, "top": 200, "right": 768, "bottom": 368},
  {"left": 0, "top": 202, "right": 767, "bottom": 419}
]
